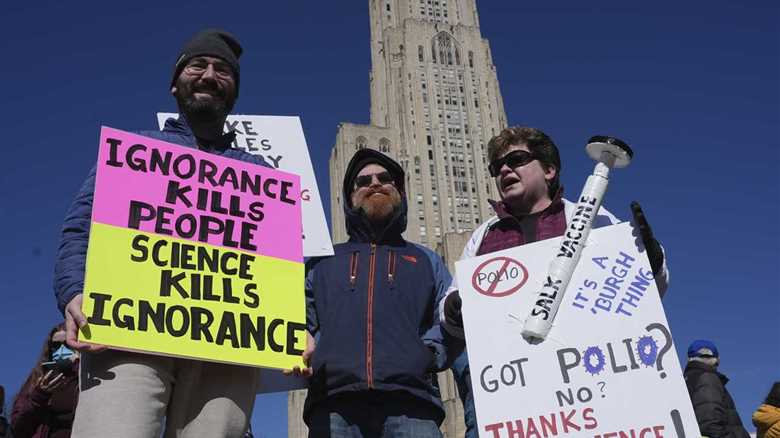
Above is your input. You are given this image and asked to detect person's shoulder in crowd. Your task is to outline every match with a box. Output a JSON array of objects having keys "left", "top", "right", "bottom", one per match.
[
  {"left": 754, "top": 403, "right": 780, "bottom": 438},
  {"left": 754, "top": 382, "right": 780, "bottom": 438}
]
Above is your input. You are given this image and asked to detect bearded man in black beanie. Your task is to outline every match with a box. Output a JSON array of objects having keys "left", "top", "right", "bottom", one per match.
[{"left": 53, "top": 29, "right": 270, "bottom": 438}]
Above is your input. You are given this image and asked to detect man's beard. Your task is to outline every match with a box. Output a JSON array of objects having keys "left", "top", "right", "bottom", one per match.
[
  {"left": 175, "top": 82, "right": 234, "bottom": 121},
  {"left": 355, "top": 188, "right": 402, "bottom": 224}
]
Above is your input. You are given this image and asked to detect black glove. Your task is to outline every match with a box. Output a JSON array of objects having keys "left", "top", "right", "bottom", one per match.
[
  {"left": 442, "top": 290, "right": 464, "bottom": 339},
  {"left": 630, "top": 201, "right": 664, "bottom": 275}
]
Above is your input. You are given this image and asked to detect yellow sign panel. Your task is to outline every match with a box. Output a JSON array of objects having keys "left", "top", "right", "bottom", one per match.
[{"left": 82, "top": 222, "right": 306, "bottom": 370}]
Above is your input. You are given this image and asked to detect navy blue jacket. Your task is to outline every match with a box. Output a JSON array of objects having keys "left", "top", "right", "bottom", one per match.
[
  {"left": 303, "top": 150, "right": 464, "bottom": 423},
  {"left": 53, "top": 117, "right": 269, "bottom": 313}
]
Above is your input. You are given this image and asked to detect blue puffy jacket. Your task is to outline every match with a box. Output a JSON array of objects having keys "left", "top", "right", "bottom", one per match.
[
  {"left": 53, "top": 117, "right": 269, "bottom": 313},
  {"left": 303, "top": 149, "right": 464, "bottom": 423}
]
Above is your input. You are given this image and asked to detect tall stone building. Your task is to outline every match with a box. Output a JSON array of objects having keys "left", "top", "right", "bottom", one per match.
[
  {"left": 289, "top": 0, "right": 508, "bottom": 436},
  {"left": 329, "top": 0, "right": 507, "bottom": 246}
]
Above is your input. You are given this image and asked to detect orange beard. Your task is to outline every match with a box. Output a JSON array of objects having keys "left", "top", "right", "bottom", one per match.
[{"left": 356, "top": 189, "right": 402, "bottom": 224}]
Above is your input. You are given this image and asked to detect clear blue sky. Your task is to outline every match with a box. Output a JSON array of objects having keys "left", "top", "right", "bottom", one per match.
[{"left": 1, "top": 1, "right": 777, "bottom": 436}]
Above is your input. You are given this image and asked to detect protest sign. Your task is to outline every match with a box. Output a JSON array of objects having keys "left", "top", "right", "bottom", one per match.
[
  {"left": 157, "top": 113, "right": 333, "bottom": 257},
  {"left": 81, "top": 127, "right": 307, "bottom": 371},
  {"left": 457, "top": 222, "right": 699, "bottom": 438}
]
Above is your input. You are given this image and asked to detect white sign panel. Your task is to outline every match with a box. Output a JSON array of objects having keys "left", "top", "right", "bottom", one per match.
[
  {"left": 457, "top": 222, "right": 699, "bottom": 438},
  {"left": 157, "top": 113, "right": 333, "bottom": 257}
]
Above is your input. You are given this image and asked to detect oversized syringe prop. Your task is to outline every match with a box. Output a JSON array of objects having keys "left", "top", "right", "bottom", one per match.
[{"left": 521, "top": 136, "right": 633, "bottom": 344}]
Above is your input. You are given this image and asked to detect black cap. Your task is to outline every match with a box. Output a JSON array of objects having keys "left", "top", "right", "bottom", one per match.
[{"left": 171, "top": 29, "right": 242, "bottom": 93}]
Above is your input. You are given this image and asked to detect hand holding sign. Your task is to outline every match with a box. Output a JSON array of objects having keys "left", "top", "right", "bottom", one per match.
[
  {"left": 283, "top": 331, "right": 315, "bottom": 378},
  {"left": 442, "top": 291, "right": 464, "bottom": 338},
  {"left": 630, "top": 201, "right": 664, "bottom": 276},
  {"left": 65, "top": 294, "right": 106, "bottom": 353}
]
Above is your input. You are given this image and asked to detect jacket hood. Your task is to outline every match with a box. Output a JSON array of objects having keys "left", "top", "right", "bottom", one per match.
[{"left": 342, "top": 149, "right": 407, "bottom": 243}]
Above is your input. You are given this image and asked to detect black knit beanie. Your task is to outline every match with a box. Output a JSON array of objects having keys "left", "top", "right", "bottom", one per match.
[{"left": 171, "top": 29, "right": 242, "bottom": 94}]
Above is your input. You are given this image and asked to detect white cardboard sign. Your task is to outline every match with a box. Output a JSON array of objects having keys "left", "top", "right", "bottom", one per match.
[
  {"left": 157, "top": 113, "right": 334, "bottom": 257},
  {"left": 457, "top": 222, "right": 699, "bottom": 438}
]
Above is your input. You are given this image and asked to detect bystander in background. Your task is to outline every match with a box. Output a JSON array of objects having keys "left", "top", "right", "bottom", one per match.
[
  {"left": 753, "top": 382, "right": 780, "bottom": 438},
  {"left": 11, "top": 323, "right": 79, "bottom": 438},
  {"left": 684, "top": 339, "right": 749, "bottom": 438}
]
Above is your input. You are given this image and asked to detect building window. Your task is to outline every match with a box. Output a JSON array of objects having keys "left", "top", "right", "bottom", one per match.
[
  {"left": 355, "top": 136, "right": 367, "bottom": 150},
  {"left": 418, "top": 45, "right": 424, "bottom": 62},
  {"left": 433, "top": 32, "right": 460, "bottom": 69},
  {"left": 379, "top": 138, "right": 391, "bottom": 153}
]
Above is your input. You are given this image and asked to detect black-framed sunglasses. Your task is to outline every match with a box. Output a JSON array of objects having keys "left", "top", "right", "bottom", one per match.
[
  {"left": 354, "top": 171, "right": 394, "bottom": 188},
  {"left": 488, "top": 150, "right": 537, "bottom": 177}
]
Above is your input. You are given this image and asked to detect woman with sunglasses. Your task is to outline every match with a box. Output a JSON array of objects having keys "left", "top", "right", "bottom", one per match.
[
  {"left": 441, "top": 126, "right": 669, "bottom": 438},
  {"left": 11, "top": 323, "right": 79, "bottom": 438}
]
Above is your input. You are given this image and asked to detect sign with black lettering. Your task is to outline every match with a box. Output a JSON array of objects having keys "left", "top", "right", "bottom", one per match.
[
  {"left": 81, "top": 127, "right": 307, "bottom": 371},
  {"left": 456, "top": 223, "right": 699, "bottom": 438}
]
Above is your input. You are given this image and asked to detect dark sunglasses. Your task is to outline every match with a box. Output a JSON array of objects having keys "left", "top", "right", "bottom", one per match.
[
  {"left": 354, "top": 171, "right": 394, "bottom": 188},
  {"left": 488, "top": 150, "right": 537, "bottom": 177}
]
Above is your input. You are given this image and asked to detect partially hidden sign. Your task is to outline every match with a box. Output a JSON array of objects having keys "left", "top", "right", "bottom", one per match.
[
  {"left": 456, "top": 222, "right": 700, "bottom": 438},
  {"left": 81, "top": 127, "right": 307, "bottom": 370},
  {"left": 157, "top": 113, "right": 334, "bottom": 257}
]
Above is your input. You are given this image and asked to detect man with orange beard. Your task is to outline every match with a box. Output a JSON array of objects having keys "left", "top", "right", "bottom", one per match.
[{"left": 298, "top": 149, "right": 464, "bottom": 437}]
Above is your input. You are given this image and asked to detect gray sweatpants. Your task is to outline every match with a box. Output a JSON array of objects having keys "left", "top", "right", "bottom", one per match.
[{"left": 72, "top": 350, "right": 258, "bottom": 438}]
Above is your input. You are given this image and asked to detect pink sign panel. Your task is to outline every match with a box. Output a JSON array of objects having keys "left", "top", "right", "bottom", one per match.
[{"left": 92, "top": 127, "right": 303, "bottom": 263}]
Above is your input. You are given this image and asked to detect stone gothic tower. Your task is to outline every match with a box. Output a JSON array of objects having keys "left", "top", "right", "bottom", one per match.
[{"left": 329, "top": 0, "right": 507, "bottom": 247}]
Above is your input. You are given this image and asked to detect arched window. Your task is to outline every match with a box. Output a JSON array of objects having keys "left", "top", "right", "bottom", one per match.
[
  {"left": 468, "top": 51, "right": 474, "bottom": 68},
  {"left": 432, "top": 32, "right": 460, "bottom": 68},
  {"left": 379, "top": 138, "right": 391, "bottom": 153},
  {"left": 356, "top": 136, "right": 367, "bottom": 150},
  {"left": 418, "top": 45, "right": 424, "bottom": 62}
]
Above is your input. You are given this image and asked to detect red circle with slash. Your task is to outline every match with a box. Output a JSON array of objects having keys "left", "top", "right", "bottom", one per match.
[{"left": 471, "top": 256, "right": 529, "bottom": 297}]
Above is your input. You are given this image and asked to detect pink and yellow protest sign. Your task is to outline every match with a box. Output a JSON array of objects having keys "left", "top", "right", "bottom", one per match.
[{"left": 81, "top": 127, "right": 306, "bottom": 370}]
